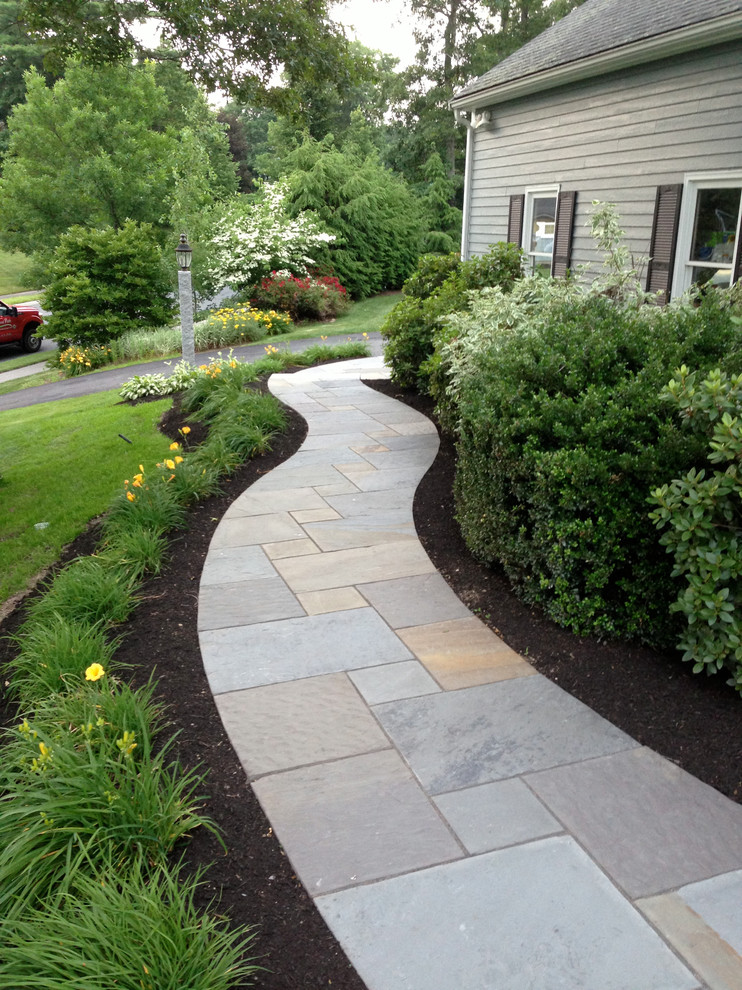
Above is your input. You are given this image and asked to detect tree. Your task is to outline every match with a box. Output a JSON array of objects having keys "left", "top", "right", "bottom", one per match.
[
  {"left": 0, "top": 61, "right": 236, "bottom": 254},
  {"left": 16, "top": 0, "right": 353, "bottom": 110},
  {"left": 0, "top": 0, "right": 57, "bottom": 158},
  {"left": 390, "top": 0, "right": 586, "bottom": 185},
  {"left": 284, "top": 134, "right": 422, "bottom": 298}
]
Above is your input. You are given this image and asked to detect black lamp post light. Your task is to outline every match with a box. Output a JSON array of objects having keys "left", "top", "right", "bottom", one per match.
[{"left": 176, "top": 233, "right": 194, "bottom": 366}]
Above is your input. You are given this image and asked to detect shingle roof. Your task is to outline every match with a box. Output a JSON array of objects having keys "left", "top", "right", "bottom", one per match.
[{"left": 455, "top": 0, "right": 742, "bottom": 101}]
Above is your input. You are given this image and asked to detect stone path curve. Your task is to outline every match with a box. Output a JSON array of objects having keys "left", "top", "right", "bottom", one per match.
[{"left": 198, "top": 356, "right": 742, "bottom": 990}]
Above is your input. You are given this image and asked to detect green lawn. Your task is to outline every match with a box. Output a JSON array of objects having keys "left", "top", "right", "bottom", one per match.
[
  {"left": 0, "top": 249, "right": 33, "bottom": 295},
  {"left": 0, "top": 390, "right": 174, "bottom": 605}
]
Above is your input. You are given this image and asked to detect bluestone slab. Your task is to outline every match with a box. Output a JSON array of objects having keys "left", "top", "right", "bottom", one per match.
[
  {"left": 677, "top": 870, "right": 742, "bottom": 955},
  {"left": 197, "top": 576, "right": 304, "bottom": 630},
  {"left": 200, "top": 606, "right": 413, "bottom": 693},
  {"left": 374, "top": 675, "right": 638, "bottom": 794},
  {"left": 357, "top": 573, "right": 472, "bottom": 629},
  {"left": 527, "top": 747, "right": 742, "bottom": 898},
  {"left": 253, "top": 749, "right": 463, "bottom": 895},
  {"left": 316, "top": 836, "right": 700, "bottom": 990},
  {"left": 433, "top": 778, "right": 562, "bottom": 854},
  {"left": 348, "top": 661, "right": 441, "bottom": 705},
  {"left": 215, "top": 673, "right": 390, "bottom": 779}
]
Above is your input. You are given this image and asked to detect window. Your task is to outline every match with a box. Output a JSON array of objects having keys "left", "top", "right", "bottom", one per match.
[
  {"left": 523, "top": 186, "right": 559, "bottom": 273},
  {"left": 672, "top": 174, "right": 742, "bottom": 298}
]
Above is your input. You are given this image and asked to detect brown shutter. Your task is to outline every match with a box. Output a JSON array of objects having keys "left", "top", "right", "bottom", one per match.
[
  {"left": 646, "top": 183, "right": 683, "bottom": 304},
  {"left": 507, "top": 194, "right": 524, "bottom": 245},
  {"left": 551, "top": 190, "right": 576, "bottom": 278}
]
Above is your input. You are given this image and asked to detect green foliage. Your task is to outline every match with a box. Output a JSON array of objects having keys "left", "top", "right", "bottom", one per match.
[
  {"left": 449, "top": 287, "right": 742, "bottom": 646},
  {"left": 25, "top": 555, "right": 140, "bottom": 629},
  {"left": 204, "top": 178, "right": 335, "bottom": 294},
  {"left": 0, "top": 860, "right": 258, "bottom": 990},
  {"left": 381, "top": 243, "right": 524, "bottom": 389},
  {"left": 0, "top": 63, "right": 175, "bottom": 252},
  {"left": 203, "top": 303, "right": 293, "bottom": 342},
  {"left": 285, "top": 135, "right": 422, "bottom": 299},
  {"left": 7, "top": 615, "right": 121, "bottom": 705},
  {"left": 19, "top": 0, "right": 353, "bottom": 111},
  {"left": 419, "top": 152, "right": 462, "bottom": 254},
  {"left": 649, "top": 366, "right": 742, "bottom": 690},
  {"left": 43, "top": 222, "right": 173, "bottom": 347},
  {"left": 0, "top": 679, "right": 209, "bottom": 921}
]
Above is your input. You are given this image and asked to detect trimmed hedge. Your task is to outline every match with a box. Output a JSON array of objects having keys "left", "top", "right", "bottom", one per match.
[{"left": 447, "top": 287, "right": 742, "bottom": 646}]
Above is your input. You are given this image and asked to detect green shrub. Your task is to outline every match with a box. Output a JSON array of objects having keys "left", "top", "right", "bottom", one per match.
[
  {"left": 649, "top": 366, "right": 742, "bottom": 690},
  {"left": 6, "top": 616, "right": 121, "bottom": 706},
  {"left": 450, "top": 288, "right": 742, "bottom": 646},
  {"left": 249, "top": 271, "right": 350, "bottom": 322},
  {"left": 43, "top": 222, "right": 173, "bottom": 347},
  {"left": 0, "top": 679, "right": 209, "bottom": 920},
  {"left": 382, "top": 243, "right": 523, "bottom": 390}
]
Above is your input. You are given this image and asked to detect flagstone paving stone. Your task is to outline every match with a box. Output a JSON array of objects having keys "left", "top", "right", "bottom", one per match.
[
  {"left": 432, "top": 778, "right": 562, "bottom": 854},
  {"left": 253, "top": 749, "right": 464, "bottom": 895},
  {"left": 200, "top": 607, "right": 413, "bottom": 694},
  {"left": 197, "top": 576, "right": 304, "bottom": 630},
  {"left": 348, "top": 660, "right": 441, "bottom": 705},
  {"left": 356, "top": 573, "right": 472, "bottom": 629},
  {"left": 316, "top": 837, "right": 700, "bottom": 990},
  {"left": 526, "top": 747, "right": 742, "bottom": 898},
  {"left": 215, "top": 673, "right": 390, "bottom": 779},
  {"left": 374, "top": 676, "right": 638, "bottom": 794}
]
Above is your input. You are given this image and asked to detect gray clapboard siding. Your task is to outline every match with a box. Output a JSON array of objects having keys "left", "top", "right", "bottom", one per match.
[{"left": 464, "top": 42, "right": 742, "bottom": 267}]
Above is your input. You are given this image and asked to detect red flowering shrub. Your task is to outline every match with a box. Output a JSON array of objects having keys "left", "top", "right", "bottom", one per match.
[{"left": 250, "top": 270, "right": 350, "bottom": 322}]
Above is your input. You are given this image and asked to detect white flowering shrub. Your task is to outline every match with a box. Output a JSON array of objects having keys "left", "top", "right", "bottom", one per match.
[{"left": 205, "top": 180, "right": 334, "bottom": 293}]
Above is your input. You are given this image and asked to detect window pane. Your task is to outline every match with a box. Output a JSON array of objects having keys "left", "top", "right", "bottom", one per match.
[
  {"left": 530, "top": 196, "right": 556, "bottom": 256},
  {"left": 690, "top": 266, "right": 733, "bottom": 290},
  {"left": 691, "top": 188, "right": 740, "bottom": 264}
]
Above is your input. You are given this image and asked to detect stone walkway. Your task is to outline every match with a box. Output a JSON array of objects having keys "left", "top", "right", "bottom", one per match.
[{"left": 198, "top": 357, "right": 742, "bottom": 990}]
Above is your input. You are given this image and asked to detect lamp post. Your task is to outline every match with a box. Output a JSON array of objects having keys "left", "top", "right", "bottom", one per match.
[{"left": 175, "top": 233, "right": 194, "bottom": 366}]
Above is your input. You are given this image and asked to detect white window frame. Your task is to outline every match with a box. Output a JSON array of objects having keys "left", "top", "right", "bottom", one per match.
[
  {"left": 522, "top": 185, "right": 560, "bottom": 274},
  {"left": 672, "top": 172, "right": 742, "bottom": 299}
]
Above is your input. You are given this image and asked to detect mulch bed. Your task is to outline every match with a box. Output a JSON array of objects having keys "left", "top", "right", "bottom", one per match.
[{"left": 1, "top": 373, "right": 740, "bottom": 990}]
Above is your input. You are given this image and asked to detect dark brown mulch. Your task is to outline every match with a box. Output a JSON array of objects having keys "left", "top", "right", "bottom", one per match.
[{"left": 1, "top": 373, "right": 740, "bottom": 990}]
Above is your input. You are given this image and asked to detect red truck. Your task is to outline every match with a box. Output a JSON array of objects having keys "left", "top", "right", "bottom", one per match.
[{"left": 0, "top": 299, "right": 44, "bottom": 352}]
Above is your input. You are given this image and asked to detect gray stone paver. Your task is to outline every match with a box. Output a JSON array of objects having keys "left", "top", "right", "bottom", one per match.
[
  {"left": 357, "top": 573, "right": 472, "bottom": 628},
  {"left": 198, "top": 357, "right": 742, "bottom": 990},
  {"left": 374, "top": 675, "right": 638, "bottom": 794},
  {"left": 253, "top": 749, "right": 463, "bottom": 895},
  {"left": 200, "top": 606, "right": 413, "bottom": 693},
  {"left": 215, "top": 673, "right": 390, "bottom": 779},
  {"left": 316, "top": 837, "right": 700, "bottom": 990},
  {"left": 526, "top": 746, "right": 742, "bottom": 898},
  {"left": 432, "top": 778, "right": 562, "bottom": 854}
]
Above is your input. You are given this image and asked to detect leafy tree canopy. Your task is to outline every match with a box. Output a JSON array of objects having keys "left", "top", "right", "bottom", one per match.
[
  {"left": 16, "top": 0, "right": 354, "bottom": 110},
  {"left": 0, "top": 60, "right": 237, "bottom": 255}
]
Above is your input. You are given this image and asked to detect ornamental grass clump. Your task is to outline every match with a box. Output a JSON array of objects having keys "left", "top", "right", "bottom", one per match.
[
  {"left": 7, "top": 615, "right": 121, "bottom": 707},
  {"left": 0, "top": 860, "right": 259, "bottom": 990},
  {"left": 0, "top": 676, "right": 211, "bottom": 923},
  {"left": 24, "top": 556, "right": 139, "bottom": 630}
]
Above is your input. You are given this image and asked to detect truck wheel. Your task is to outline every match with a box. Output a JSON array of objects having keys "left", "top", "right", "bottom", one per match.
[{"left": 21, "top": 324, "right": 42, "bottom": 352}]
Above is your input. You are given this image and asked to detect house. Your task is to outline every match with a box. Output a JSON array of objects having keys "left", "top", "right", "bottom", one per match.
[{"left": 450, "top": 0, "right": 742, "bottom": 301}]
